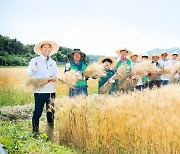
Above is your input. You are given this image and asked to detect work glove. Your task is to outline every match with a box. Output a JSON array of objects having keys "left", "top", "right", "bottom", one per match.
[
  {"left": 32, "top": 62, "right": 38, "bottom": 72},
  {"left": 65, "top": 63, "right": 71, "bottom": 71},
  {"left": 108, "top": 78, "right": 115, "bottom": 84}
]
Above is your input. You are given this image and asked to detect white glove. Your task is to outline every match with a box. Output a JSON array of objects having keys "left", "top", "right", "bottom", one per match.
[
  {"left": 108, "top": 78, "right": 115, "bottom": 84},
  {"left": 32, "top": 62, "right": 38, "bottom": 72},
  {"left": 65, "top": 63, "right": 71, "bottom": 71},
  {"left": 75, "top": 71, "right": 83, "bottom": 79}
]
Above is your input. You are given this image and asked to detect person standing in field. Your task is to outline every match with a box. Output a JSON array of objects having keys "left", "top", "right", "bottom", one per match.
[
  {"left": 64, "top": 49, "right": 88, "bottom": 97},
  {"left": 115, "top": 49, "right": 132, "bottom": 68},
  {"left": 149, "top": 54, "right": 162, "bottom": 88},
  {"left": 130, "top": 53, "right": 143, "bottom": 91},
  {"left": 97, "top": 56, "right": 117, "bottom": 94},
  {"left": 168, "top": 52, "right": 179, "bottom": 84},
  {"left": 114, "top": 49, "right": 132, "bottom": 91},
  {"left": 158, "top": 51, "right": 170, "bottom": 85},
  {"left": 27, "top": 41, "right": 59, "bottom": 138}
]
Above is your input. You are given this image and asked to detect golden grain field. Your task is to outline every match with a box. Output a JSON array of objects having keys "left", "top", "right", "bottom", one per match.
[
  {"left": 0, "top": 67, "right": 98, "bottom": 96},
  {"left": 55, "top": 85, "right": 180, "bottom": 153}
]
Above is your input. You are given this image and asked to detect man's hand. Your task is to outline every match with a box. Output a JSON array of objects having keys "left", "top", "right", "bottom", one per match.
[
  {"left": 32, "top": 62, "right": 38, "bottom": 72},
  {"left": 65, "top": 63, "right": 71, "bottom": 71},
  {"left": 108, "top": 78, "right": 115, "bottom": 84}
]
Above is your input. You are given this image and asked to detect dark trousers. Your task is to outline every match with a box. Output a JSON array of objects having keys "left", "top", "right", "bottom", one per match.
[
  {"left": 161, "top": 80, "right": 169, "bottom": 86},
  {"left": 69, "top": 86, "right": 88, "bottom": 97},
  {"left": 32, "top": 93, "right": 55, "bottom": 131},
  {"left": 149, "top": 80, "right": 161, "bottom": 89},
  {"left": 136, "top": 85, "right": 143, "bottom": 91}
]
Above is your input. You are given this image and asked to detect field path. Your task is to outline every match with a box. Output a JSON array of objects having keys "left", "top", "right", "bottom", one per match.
[{"left": 0, "top": 104, "right": 33, "bottom": 120}]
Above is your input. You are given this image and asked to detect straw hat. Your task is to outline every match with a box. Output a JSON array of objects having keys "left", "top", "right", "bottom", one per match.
[
  {"left": 115, "top": 48, "right": 132, "bottom": 55},
  {"left": 127, "top": 53, "right": 140, "bottom": 60},
  {"left": 34, "top": 41, "right": 59, "bottom": 56},
  {"left": 152, "top": 54, "right": 160, "bottom": 58},
  {"left": 172, "top": 52, "right": 179, "bottom": 56},
  {"left": 67, "top": 49, "right": 86, "bottom": 61},
  {"left": 98, "top": 56, "right": 117, "bottom": 69},
  {"left": 161, "top": 51, "right": 169, "bottom": 56}
]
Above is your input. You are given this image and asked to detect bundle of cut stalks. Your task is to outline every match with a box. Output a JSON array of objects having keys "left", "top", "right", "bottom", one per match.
[
  {"left": 99, "top": 83, "right": 112, "bottom": 94},
  {"left": 113, "top": 64, "right": 130, "bottom": 80},
  {"left": 131, "top": 61, "right": 151, "bottom": 77},
  {"left": 26, "top": 77, "right": 57, "bottom": 90},
  {"left": 116, "top": 76, "right": 138, "bottom": 91},
  {"left": 58, "top": 70, "right": 82, "bottom": 88},
  {"left": 84, "top": 63, "right": 106, "bottom": 78},
  {"left": 159, "top": 67, "right": 171, "bottom": 75},
  {"left": 147, "top": 63, "right": 161, "bottom": 74},
  {"left": 171, "top": 62, "right": 180, "bottom": 74}
]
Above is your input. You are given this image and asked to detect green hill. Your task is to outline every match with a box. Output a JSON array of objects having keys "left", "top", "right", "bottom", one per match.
[{"left": 0, "top": 34, "right": 73, "bottom": 66}]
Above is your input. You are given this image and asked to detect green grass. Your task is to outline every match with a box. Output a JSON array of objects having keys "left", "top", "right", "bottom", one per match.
[
  {"left": 0, "top": 120, "right": 78, "bottom": 154},
  {"left": 0, "top": 87, "right": 33, "bottom": 107}
]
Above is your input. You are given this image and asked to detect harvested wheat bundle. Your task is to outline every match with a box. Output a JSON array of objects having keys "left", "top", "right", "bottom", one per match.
[
  {"left": 131, "top": 61, "right": 151, "bottom": 77},
  {"left": 147, "top": 63, "right": 161, "bottom": 74},
  {"left": 159, "top": 67, "right": 171, "bottom": 75},
  {"left": 26, "top": 77, "right": 57, "bottom": 90},
  {"left": 99, "top": 83, "right": 112, "bottom": 94},
  {"left": 113, "top": 64, "right": 130, "bottom": 80},
  {"left": 171, "top": 62, "right": 180, "bottom": 73},
  {"left": 84, "top": 63, "right": 106, "bottom": 78},
  {"left": 58, "top": 70, "right": 82, "bottom": 88},
  {"left": 116, "top": 77, "right": 138, "bottom": 92}
]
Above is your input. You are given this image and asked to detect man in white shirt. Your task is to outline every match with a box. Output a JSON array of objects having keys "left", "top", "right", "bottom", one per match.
[
  {"left": 158, "top": 51, "right": 170, "bottom": 85},
  {"left": 168, "top": 52, "right": 179, "bottom": 84},
  {"left": 130, "top": 53, "right": 143, "bottom": 91},
  {"left": 27, "top": 41, "right": 59, "bottom": 137}
]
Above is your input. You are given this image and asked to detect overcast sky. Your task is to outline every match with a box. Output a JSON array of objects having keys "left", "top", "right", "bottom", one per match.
[{"left": 1, "top": 0, "right": 180, "bottom": 56}]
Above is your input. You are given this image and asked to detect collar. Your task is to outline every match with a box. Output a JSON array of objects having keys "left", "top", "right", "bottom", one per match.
[
  {"left": 72, "top": 60, "right": 82, "bottom": 65},
  {"left": 40, "top": 54, "right": 50, "bottom": 61}
]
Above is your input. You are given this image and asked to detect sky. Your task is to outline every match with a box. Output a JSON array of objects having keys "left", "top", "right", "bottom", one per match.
[{"left": 0, "top": 0, "right": 180, "bottom": 56}]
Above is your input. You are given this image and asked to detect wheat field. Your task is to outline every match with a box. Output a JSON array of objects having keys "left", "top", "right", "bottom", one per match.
[
  {"left": 55, "top": 86, "right": 180, "bottom": 153},
  {"left": 0, "top": 67, "right": 180, "bottom": 153}
]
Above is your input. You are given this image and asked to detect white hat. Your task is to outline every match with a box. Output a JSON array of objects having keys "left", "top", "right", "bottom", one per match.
[
  {"left": 141, "top": 53, "right": 149, "bottom": 57},
  {"left": 34, "top": 41, "right": 59, "bottom": 56},
  {"left": 172, "top": 52, "right": 178, "bottom": 56}
]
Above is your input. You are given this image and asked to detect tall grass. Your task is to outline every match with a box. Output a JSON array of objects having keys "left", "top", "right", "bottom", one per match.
[
  {"left": 56, "top": 85, "right": 180, "bottom": 153},
  {"left": 0, "top": 67, "right": 98, "bottom": 106}
]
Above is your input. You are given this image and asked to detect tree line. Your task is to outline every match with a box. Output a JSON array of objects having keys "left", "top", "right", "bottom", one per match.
[{"left": 0, "top": 34, "right": 76, "bottom": 66}]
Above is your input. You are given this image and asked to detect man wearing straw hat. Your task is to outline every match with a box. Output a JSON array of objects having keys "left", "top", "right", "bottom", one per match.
[
  {"left": 97, "top": 56, "right": 117, "bottom": 94},
  {"left": 169, "top": 52, "right": 179, "bottom": 84},
  {"left": 115, "top": 48, "right": 132, "bottom": 68},
  {"left": 27, "top": 41, "right": 59, "bottom": 138},
  {"left": 149, "top": 54, "right": 161, "bottom": 88},
  {"left": 130, "top": 53, "right": 143, "bottom": 91},
  {"left": 114, "top": 49, "right": 132, "bottom": 91},
  {"left": 65, "top": 48, "right": 88, "bottom": 97},
  {"left": 159, "top": 51, "right": 170, "bottom": 85}
]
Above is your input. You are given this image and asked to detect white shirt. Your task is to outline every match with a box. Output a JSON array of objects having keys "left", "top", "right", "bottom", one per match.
[
  {"left": 168, "top": 59, "right": 179, "bottom": 78},
  {"left": 158, "top": 59, "right": 170, "bottom": 80},
  {"left": 27, "top": 55, "right": 58, "bottom": 93}
]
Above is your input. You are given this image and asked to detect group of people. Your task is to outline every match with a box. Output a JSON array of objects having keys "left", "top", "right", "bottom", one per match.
[{"left": 27, "top": 40, "right": 179, "bottom": 138}]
